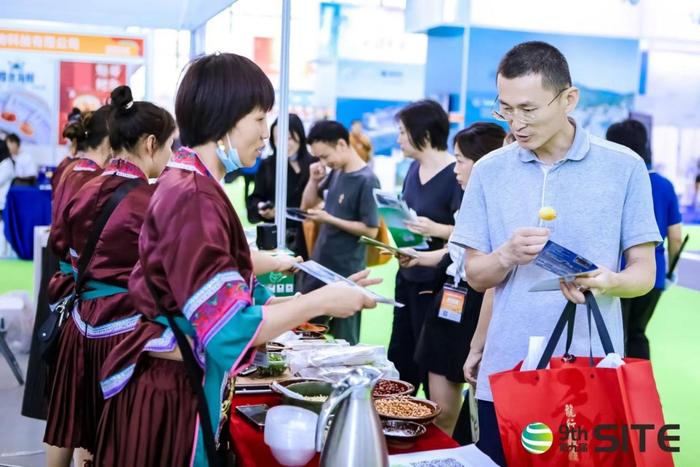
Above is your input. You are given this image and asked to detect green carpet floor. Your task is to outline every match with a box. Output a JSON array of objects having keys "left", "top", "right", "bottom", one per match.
[{"left": 0, "top": 178, "right": 696, "bottom": 464}]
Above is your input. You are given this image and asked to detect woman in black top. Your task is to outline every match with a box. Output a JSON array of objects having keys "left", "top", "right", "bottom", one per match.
[
  {"left": 388, "top": 100, "right": 463, "bottom": 395},
  {"left": 401, "top": 123, "right": 505, "bottom": 436},
  {"left": 246, "top": 113, "right": 313, "bottom": 258}
]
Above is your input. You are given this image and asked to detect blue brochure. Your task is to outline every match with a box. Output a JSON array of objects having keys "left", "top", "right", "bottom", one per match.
[
  {"left": 534, "top": 240, "right": 597, "bottom": 277},
  {"left": 530, "top": 241, "right": 598, "bottom": 292}
]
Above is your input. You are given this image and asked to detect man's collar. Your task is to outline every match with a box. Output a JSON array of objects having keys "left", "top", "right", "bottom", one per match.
[{"left": 517, "top": 118, "right": 590, "bottom": 163}]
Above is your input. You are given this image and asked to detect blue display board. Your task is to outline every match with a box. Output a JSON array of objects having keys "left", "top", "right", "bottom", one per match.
[{"left": 465, "top": 28, "right": 641, "bottom": 137}]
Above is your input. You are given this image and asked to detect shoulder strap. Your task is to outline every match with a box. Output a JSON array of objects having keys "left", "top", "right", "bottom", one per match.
[
  {"left": 141, "top": 264, "right": 223, "bottom": 467},
  {"left": 74, "top": 179, "right": 143, "bottom": 292}
]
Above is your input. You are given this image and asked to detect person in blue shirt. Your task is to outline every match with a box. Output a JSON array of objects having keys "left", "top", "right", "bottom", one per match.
[{"left": 606, "top": 119, "right": 683, "bottom": 359}]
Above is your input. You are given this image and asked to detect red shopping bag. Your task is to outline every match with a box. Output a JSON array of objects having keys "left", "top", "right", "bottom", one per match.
[{"left": 490, "top": 292, "right": 675, "bottom": 467}]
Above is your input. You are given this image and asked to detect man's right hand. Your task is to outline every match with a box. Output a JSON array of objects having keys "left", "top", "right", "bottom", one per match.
[
  {"left": 496, "top": 227, "right": 550, "bottom": 269},
  {"left": 310, "top": 162, "right": 326, "bottom": 183}
]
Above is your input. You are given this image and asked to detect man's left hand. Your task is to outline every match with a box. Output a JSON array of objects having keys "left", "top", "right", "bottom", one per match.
[{"left": 560, "top": 266, "right": 619, "bottom": 304}]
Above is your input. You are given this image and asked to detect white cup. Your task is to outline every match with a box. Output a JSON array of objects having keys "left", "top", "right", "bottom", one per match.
[{"left": 264, "top": 405, "right": 318, "bottom": 466}]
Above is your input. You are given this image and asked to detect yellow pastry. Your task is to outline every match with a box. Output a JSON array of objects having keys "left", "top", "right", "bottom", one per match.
[{"left": 538, "top": 206, "right": 557, "bottom": 221}]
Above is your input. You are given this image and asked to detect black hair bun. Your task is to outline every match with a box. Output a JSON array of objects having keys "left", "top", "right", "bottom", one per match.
[
  {"left": 111, "top": 85, "right": 135, "bottom": 115},
  {"left": 67, "top": 107, "right": 82, "bottom": 123},
  {"left": 62, "top": 119, "right": 84, "bottom": 141},
  {"left": 63, "top": 107, "right": 87, "bottom": 141}
]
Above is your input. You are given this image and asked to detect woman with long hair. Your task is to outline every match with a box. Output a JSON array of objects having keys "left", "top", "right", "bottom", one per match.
[{"left": 246, "top": 113, "right": 313, "bottom": 257}]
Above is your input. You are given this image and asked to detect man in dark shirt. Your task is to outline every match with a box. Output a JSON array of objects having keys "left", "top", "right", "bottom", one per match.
[{"left": 301, "top": 120, "right": 380, "bottom": 344}]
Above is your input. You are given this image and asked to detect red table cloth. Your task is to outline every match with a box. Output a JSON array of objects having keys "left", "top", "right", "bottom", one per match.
[{"left": 229, "top": 393, "right": 459, "bottom": 467}]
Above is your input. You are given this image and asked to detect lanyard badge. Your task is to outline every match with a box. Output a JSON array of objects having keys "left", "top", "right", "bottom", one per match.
[{"left": 438, "top": 285, "right": 467, "bottom": 323}]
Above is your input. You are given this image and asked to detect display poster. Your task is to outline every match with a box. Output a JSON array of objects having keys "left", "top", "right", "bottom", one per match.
[
  {"left": 58, "top": 61, "right": 126, "bottom": 144},
  {"left": 0, "top": 52, "right": 55, "bottom": 147}
]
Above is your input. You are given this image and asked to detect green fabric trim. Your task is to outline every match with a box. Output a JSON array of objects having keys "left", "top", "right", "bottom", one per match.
[
  {"left": 80, "top": 280, "right": 128, "bottom": 300},
  {"left": 59, "top": 261, "right": 74, "bottom": 275},
  {"left": 58, "top": 261, "right": 124, "bottom": 300}
]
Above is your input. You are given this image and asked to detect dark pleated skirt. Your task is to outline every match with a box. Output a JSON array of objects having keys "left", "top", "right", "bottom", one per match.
[
  {"left": 43, "top": 318, "right": 129, "bottom": 451},
  {"left": 94, "top": 357, "right": 197, "bottom": 467}
]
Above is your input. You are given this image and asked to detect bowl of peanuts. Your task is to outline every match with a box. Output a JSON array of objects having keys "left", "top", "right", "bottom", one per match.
[
  {"left": 373, "top": 396, "right": 441, "bottom": 425},
  {"left": 372, "top": 379, "right": 415, "bottom": 398}
]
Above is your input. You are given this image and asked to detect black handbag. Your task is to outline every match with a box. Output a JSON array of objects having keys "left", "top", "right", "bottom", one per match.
[
  {"left": 142, "top": 261, "right": 235, "bottom": 467},
  {"left": 38, "top": 179, "right": 143, "bottom": 364},
  {"left": 21, "top": 243, "right": 59, "bottom": 420}
]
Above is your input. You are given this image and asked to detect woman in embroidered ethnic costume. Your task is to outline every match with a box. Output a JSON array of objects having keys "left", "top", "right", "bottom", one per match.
[
  {"left": 44, "top": 87, "right": 175, "bottom": 467},
  {"left": 52, "top": 107, "right": 84, "bottom": 194},
  {"left": 45, "top": 104, "right": 113, "bottom": 466},
  {"left": 48, "top": 106, "right": 114, "bottom": 313},
  {"left": 95, "top": 53, "right": 379, "bottom": 467}
]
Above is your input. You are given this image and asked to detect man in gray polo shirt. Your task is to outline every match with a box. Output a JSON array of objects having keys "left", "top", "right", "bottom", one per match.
[{"left": 451, "top": 41, "right": 660, "bottom": 466}]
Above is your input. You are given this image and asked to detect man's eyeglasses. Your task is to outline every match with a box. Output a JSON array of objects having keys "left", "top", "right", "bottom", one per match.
[{"left": 491, "top": 87, "right": 569, "bottom": 123}]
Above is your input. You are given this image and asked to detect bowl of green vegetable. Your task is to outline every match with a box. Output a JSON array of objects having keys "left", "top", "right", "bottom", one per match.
[{"left": 255, "top": 353, "right": 287, "bottom": 378}]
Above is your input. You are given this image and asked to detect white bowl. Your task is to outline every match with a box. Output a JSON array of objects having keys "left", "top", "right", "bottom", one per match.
[{"left": 264, "top": 405, "right": 318, "bottom": 466}]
